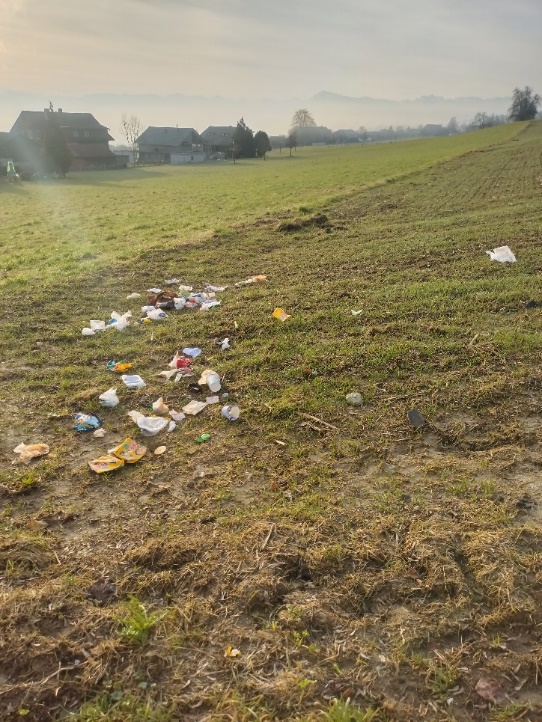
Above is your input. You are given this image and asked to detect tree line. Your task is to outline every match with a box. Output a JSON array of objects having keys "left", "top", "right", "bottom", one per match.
[{"left": 43, "top": 87, "right": 540, "bottom": 175}]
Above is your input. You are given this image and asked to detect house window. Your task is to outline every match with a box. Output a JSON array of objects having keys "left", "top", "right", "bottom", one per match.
[
  {"left": 84, "top": 130, "right": 90, "bottom": 138},
  {"left": 73, "top": 130, "right": 80, "bottom": 137}
]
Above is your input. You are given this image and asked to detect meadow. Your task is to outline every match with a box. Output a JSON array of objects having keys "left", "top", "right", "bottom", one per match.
[{"left": 1, "top": 121, "right": 542, "bottom": 721}]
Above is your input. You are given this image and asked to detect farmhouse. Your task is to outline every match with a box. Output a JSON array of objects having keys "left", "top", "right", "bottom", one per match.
[
  {"left": 10, "top": 108, "right": 117, "bottom": 170},
  {"left": 200, "top": 126, "right": 236, "bottom": 158},
  {"left": 136, "top": 127, "right": 205, "bottom": 164}
]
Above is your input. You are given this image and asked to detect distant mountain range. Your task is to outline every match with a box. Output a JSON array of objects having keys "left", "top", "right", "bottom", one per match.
[{"left": 0, "top": 89, "right": 511, "bottom": 138}]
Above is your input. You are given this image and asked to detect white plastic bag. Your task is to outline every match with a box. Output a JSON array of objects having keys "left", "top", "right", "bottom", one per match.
[
  {"left": 138, "top": 417, "right": 169, "bottom": 436},
  {"left": 486, "top": 245, "right": 516, "bottom": 263},
  {"left": 110, "top": 311, "right": 132, "bottom": 331},
  {"left": 121, "top": 374, "right": 146, "bottom": 389},
  {"left": 128, "top": 411, "right": 168, "bottom": 436},
  {"left": 99, "top": 387, "right": 119, "bottom": 408},
  {"left": 146, "top": 308, "right": 167, "bottom": 321}
]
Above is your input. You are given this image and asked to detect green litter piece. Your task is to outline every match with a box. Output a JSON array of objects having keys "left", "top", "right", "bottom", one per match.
[{"left": 195, "top": 433, "right": 211, "bottom": 443}]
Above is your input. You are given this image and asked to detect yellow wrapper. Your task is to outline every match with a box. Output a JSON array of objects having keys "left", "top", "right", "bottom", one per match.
[
  {"left": 112, "top": 438, "right": 147, "bottom": 463},
  {"left": 272, "top": 307, "right": 290, "bottom": 322},
  {"left": 88, "top": 455, "right": 125, "bottom": 474}
]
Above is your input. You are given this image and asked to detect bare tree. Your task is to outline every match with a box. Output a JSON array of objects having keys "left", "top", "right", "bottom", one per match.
[
  {"left": 120, "top": 113, "right": 142, "bottom": 163},
  {"left": 286, "top": 130, "right": 297, "bottom": 157},
  {"left": 290, "top": 109, "right": 316, "bottom": 130}
]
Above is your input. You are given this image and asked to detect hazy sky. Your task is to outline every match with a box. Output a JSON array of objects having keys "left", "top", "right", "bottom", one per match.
[{"left": 1, "top": 0, "right": 540, "bottom": 100}]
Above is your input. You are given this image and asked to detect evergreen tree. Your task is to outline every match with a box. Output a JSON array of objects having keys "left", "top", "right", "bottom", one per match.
[
  {"left": 254, "top": 130, "right": 271, "bottom": 159},
  {"left": 233, "top": 118, "right": 256, "bottom": 158},
  {"left": 43, "top": 111, "right": 73, "bottom": 177}
]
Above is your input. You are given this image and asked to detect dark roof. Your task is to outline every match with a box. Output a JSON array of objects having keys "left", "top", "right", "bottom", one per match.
[
  {"left": 136, "top": 127, "right": 204, "bottom": 147},
  {"left": 200, "top": 126, "right": 236, "bottom": 143},
  {"left": 11, "top": 110, "right": 113, "bottom": 139},
  {"left": 68, "top": 143, "right": 116, "bottom": 159}
]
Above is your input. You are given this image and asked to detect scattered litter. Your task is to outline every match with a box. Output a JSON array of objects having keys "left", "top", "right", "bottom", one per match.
[
  {"left": 216, "top": 337, "right": 230, "bottom": 350},
  {"left": 274, "top": 440, "right": 287, "bottom": 446},
  {"left": 173, "top": 355, "right": 193, "bottom": 371},
  {"left": 93, "top": 428, "right": 106, "bottom": 438},
  {"left": 74, "top": 412, "right": 102, "bottom": 432},
  {"left": 200, "top": 300, "right": 221, "bottom": 311},
  {"left": 88, "top": 454, "right": 125, "bottom": 474},
  {"left": 158, "top": 369, "right": 177, "bottom": 380},
  {"left": 195, "top": 433, "right": 211, "bottom": 443},
  {"left": 486, "top": 245, "right": 516, "bottom": 263},
  {"left": 178, "top": 284, "right": 193, "bottom": 292},
  {"left": 82, "top": 319, "right": 106, "bottom": 336},
  {"left": 154, "top": 446, "right": 167, "bottom": 455},
  {"left": 112, "top": 438, "right": 147, "bottom": 463},
  {"left": 121, "top": 374, "right": 146, "bottom": 390},
  {"left": 127, "top": 410, "right": 145, "bottom": 423},
  {"left": 205, "top": 395, "right": 220, "bottom": 404},
  {"left": 13, "top": 442, "right": 49, "bottom": 465},
  {"left": 235, "top": 275, "right": 267, "bottom": 287},
  {"left": 182, "top": 400, "right": 207, "bottom": 416},
  {"left": 106, "top": 360, "right": 132, "bottom": 373},
  {"left": 351, "top": 309, "right": 363, "bottom": 316},
  {"left": 222, "top": 404, "right": 240, "bottom": 421},
  {"left": 108, "top": 311, "right": 132, "bottom": 331},
  {"left": 475, "top": 678, "right": 507, "bottom": 705},
  {"left": 174, "top": 297, "right": 186, "bottom": 310},
  {"left": 145, "top": 308, "right": 168, "bottom": 321},
  {"left": 346, "top": 392, "right": 363, "bottom": 406},
  {"left": 126, "top": 292, "right": 141, "bottom": 300},
  {"left": 130, "top": 414, "right": 169, "bottom": 436},
  {"left": 99, "top": 388, "right": 120, "bottom": 408},
  {"left": 224, "top": 645, "right": 241, "bottom": 658},
  {"left": 183, "top": 347, "right": 202, "bottom": 358},
  {"left": 152, "top": 397, "right": 169, "bottom": 414},
  {"left": 188, "top": 383, "right": 203, "bottom": 393},
  {"left": 205, "top": 284, "right": 228, "bottom": 292},
  {"left": 407, "top": 408, "right": 426, "bottom": 429},
  {"left": 169, "top": 410, "right": 185, "bottom": 422},
  {"left": 272, "top": 307, "right": 290, "bottom": 322},
  {"left": 147, "top": 287, "right": 162, "bottom": 294},
  {"left": 167, "top": 421, "right": 176, "bottom": 432},
  {"left": 164, "top": 278, "right": 180, "bottom": 285},
  {"left": 199, "top": 369, "right": 221, "bottom": 393}
]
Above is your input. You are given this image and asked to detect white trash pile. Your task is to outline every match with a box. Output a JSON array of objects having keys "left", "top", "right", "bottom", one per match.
[{"left": 68, "top": 276, "right": 258, "bottom": 471}]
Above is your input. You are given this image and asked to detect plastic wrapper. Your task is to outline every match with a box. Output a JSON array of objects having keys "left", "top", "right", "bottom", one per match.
[
  {"left": 74, "top": 412, "right": 102, "bottom": 431},
  {"left": 13, "top": 442, "right": 50, "bottom": 464},
  {"left": 99, "top": 388, "right": 119, "bottom": 408},
  {"left": 111, "top": 438, "right": 147, "bottom": 463}
]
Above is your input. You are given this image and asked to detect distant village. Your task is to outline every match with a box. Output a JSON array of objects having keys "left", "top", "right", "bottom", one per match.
[{"left": 0, "top": 105, "right": 508, "bottom": 178}]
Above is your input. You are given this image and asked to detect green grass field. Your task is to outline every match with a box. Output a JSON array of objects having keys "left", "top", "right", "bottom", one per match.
[{"left": 1, "top": 121, "right": 542, "bottom": 722}]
